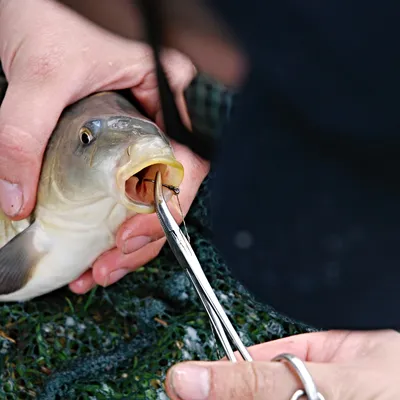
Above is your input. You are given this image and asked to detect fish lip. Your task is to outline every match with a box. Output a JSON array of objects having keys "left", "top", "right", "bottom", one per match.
[{"left": 116, "top": 157, "right": 184, "bottom": 213}]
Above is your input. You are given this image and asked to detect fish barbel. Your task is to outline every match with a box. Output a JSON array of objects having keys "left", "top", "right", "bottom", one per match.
[{"left": 0, "top": 88, "right": 184, "bottom": 302}]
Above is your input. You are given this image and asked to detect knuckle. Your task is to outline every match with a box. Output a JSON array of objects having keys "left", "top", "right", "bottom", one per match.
[
  {"left": 162, "top": 50, "right": 196, "bottom": 87},
  {"left": 211, "top": 364, "right": 267, "bottom": 399},
  {"left": 163, "top": 48, "right": 194, "bottom": 71},
  {"left": 224, "top": 363, "right": 277, "bottom": 400},
  {"left": 247, "top": 363, "right": 273, "bottom": 399}
]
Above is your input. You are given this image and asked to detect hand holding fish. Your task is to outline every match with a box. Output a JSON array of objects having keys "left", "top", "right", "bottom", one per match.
[
  {"left": 164, "top": 329, "right": 400, "bottom": 400},
  {"left": 0, "top": 0, "right": 209, "bottom": 300},
  {"left": 0, "top": 0, "right": 195, "bottom": 219}
]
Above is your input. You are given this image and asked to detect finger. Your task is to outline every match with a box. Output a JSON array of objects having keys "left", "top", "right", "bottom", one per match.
[
  {"left": 155, "top": 48, "right": 197, "bottom": 130},
  {"left": 130, "top": 47, "right": 196, "bottom": 128},
  {"left": 165, "top": 359, "right": 345, "bottom": 400},
  {"left": 117, "top": 200, "right": 181, "bottom": 254},
  {"left": 0, "top": 80, "right": 66, "bottom": 219},
  {"left": 69, "top": 269, "right": 96, "bottom": 294},
  {"left": 91, "top": 238, "right": 166, "bottom": 287},
  {"left": 116, "top": 141, "right": 209, "bottom": 253},
  {"left": 222, "top": 331, "right": 354, "bottom": 364}
]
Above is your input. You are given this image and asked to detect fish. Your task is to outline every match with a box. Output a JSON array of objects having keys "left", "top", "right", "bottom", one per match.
[{"left": 0, "top": 86, "right": 184, "bottom": 302}]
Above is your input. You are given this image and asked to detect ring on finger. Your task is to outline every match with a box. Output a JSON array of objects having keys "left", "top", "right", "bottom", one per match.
[{"left": 272, "top": 353, "right": 326, "bottom": 400}]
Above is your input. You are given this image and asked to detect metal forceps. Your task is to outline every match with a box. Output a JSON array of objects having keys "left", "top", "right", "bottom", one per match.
[{"left": 154, "top": 171, "right": 253, "bottom": 363}]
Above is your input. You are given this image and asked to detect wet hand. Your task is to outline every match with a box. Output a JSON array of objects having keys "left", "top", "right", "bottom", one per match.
[{"left": 163, "top": 329, "right": 400, "bottom": 399}]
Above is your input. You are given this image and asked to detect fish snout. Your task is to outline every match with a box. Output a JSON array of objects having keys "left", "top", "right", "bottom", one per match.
[{"left": 127, "top": 135, "right": 172, "bottom": 159}]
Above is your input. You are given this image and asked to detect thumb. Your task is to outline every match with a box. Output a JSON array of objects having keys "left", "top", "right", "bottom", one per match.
[
  {"left": 0, "top": 81, "right": 65, "bottom": 219},
  {"left": 165, "top": 359, "right": 345, "bottom": 400}
]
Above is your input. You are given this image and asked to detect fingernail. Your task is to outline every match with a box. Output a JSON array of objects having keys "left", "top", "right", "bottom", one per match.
[
  {"left": 170, "top": 364, "right": 210, "bottom": 400},
  {"left": 0, "top": 179, "right": 23, "bottom": 217},
  {"left": 121, "top": 228, "right": 133, "bottom": 241},
  {"left": 107, "top": 268, "right": 129, "bottom": 286},
  {"left": 122, "top": 236, "right": 151, "bottom": 254},
  {"left": 71, "top": 279, "right": 91, "bottom": 294},
  {"left": 74, "top": 279, "right": 85, "bottom": 289}
]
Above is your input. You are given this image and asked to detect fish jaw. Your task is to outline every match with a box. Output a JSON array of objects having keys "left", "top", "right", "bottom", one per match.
[{"left": 116, "top": 157, "right": 184, "bottom": 214}]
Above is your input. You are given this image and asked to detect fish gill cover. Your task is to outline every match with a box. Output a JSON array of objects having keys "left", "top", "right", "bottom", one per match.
[{"left": 0, "top": 73, "right": 315, "bottom": 399}]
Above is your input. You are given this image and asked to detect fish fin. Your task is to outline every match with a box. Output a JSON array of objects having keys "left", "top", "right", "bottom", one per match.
[{"left": 0, "top": 221, "right": 43, "bottom": 295}]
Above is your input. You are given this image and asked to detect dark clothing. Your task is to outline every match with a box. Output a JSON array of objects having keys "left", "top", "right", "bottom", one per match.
[{"left": 208, "top": 0, "right": 400, "bottom": 329}]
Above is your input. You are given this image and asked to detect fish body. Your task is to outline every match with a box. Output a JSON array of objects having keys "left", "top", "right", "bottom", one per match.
[{"left": 0, "top": 91, "right": 184, "bottom": 302}]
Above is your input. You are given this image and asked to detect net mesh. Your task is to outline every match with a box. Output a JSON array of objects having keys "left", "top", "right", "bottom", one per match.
[{"left": 0, "top": 72, "right": 316, "bottom": 400}]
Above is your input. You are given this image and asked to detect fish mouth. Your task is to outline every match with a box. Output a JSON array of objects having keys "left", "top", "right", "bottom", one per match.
[{"left": 117, "top": 158, "right": 184, "bottom": 213}]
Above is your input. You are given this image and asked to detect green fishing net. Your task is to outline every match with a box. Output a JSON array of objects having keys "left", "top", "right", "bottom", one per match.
[{"left": 0, "top": 72, "right": 316, "bottom": 400}]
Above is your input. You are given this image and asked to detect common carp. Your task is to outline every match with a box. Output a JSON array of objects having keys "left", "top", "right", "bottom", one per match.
[{"left": 0, "top": 87, "right": 184, "bottom": 302}]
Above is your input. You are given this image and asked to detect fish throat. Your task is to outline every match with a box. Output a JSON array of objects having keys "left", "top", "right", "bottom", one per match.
[
  {"left": 126, "top": 164, "right": 166, "bottom": 204},
  {"left": 121, "top": 161, "right": 183, "bottom": 212}
]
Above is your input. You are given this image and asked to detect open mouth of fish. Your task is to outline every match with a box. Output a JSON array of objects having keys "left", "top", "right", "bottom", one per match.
[{"left": 117, "top": 158, "right": 184, "bottom": 213}]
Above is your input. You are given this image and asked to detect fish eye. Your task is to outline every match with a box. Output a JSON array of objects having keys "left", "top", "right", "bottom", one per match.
[{"left": 79, "top": 128, "right": 94, "bottom": 145}]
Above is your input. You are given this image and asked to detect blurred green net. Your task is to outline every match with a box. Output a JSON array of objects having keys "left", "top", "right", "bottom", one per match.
[{"left": 0, "top": 72, "right": 316, "bottom": 399}]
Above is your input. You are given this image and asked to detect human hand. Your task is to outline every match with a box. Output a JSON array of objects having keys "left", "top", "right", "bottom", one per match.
[
  {"left": 164, "top": 329, "right": 400, "bottom": 399},
  {"left": 0, "top": 0, "right": 195, "bottom": 219},
  {"left": 0, "top": 0, "right": 208, "bottom": 290}
]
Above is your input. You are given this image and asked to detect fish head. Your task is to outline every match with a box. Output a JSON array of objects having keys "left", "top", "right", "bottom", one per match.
[
  {"left": 42, "top": 92, "right": 184, "bottom": 214},
  {"left": 0, "top": 91, "right": 185, "bottom": 302}
]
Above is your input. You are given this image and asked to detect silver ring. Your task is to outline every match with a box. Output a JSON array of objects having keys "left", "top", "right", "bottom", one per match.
[{"left": 272, "top": 353, "right": 326, "bottom": 400}]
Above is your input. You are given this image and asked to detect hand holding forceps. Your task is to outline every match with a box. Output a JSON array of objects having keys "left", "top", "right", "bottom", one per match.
[{"left": 153, "top": 171, "right": 253, "bottom": 363}]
